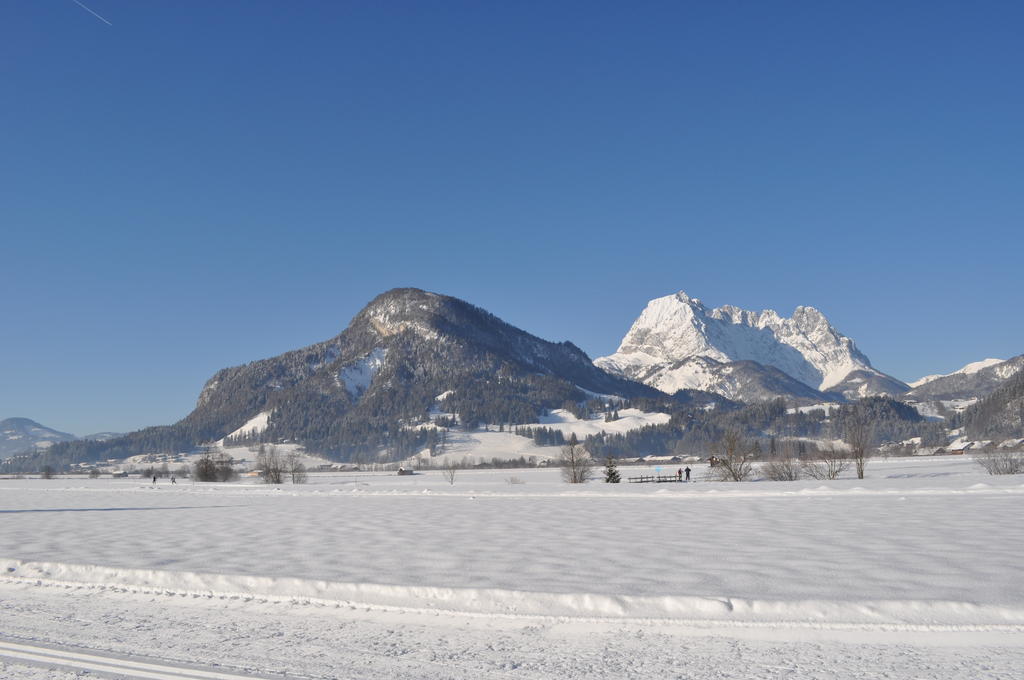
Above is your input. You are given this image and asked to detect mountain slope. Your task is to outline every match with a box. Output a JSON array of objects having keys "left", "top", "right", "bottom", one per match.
[
  {"left": 828, "top": 369, "right": 915, "bottom": 401},
  {"left": 0, "top": 418, "right": 76, "bottom": 458},
  {"left": 597, "top": 291, "right": 908, "bottom": 401},
  {"left": 613, "top": 355, "right": 830, "bottom": 403},
  {"left": 909, "top": 358, "right": 1006, "bottom": 388},
  {"left": 906, "top": 354, "right": 1024, "bottom": 402},
  {"left": 43, "top": 289, "right": 684, "bottom": 463},
  {"left": 960, "top": 368, "right": 1024, "bottom": 440}
]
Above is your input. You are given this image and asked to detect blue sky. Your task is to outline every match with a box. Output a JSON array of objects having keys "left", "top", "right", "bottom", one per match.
[{"left": 3, "top": 1, "right": 1022, "bottom": 434}]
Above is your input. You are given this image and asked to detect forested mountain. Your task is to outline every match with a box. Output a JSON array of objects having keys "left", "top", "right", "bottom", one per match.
[
  {"left": 39, "top": 288, "right": 682, "bottom": 465},
  {"left": 906, "top": 354, "right": 1024, "bottom": 402},
  {"left": 959, "top": 369, "right": 1024, "bottom": 440}
]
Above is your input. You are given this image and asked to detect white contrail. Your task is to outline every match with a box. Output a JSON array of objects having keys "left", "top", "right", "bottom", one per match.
[{"left": 71, "top": 0, "right": 113, "bottom": 26}]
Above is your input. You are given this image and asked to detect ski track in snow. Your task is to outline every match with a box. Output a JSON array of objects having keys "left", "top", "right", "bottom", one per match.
[
  {"left": 1, "top": 578, "right": 1022, "bottom": 680},
  {"left": 0, "top": 636, "right": 288, "bottom": 680}
]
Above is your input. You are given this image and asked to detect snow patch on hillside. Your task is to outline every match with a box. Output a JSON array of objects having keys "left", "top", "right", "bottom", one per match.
[
  {"left": 407, "top": 408, "right": 671, "bottom": 466},
  {"left": 339, "top": 348, "right": 387, "bottom": 398},
  {"left": 537, "top": 408, "right": 670, "bottom": 434},
  {"left": 786, "top": 403, "right": 841, "bottom": 415},
  {"left": 221, "top": 411, "right": 271, "bottom": 441},
  {"left": 908, "top": 398, "right": 979, "bottom": 420}
]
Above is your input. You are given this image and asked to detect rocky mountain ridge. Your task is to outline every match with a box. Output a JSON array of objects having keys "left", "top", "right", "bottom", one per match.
[{"left": 597, "top": 291, "right": 910, "bottom": 401}]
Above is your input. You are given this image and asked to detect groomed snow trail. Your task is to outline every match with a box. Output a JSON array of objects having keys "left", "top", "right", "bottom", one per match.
[
  {"left": 1, "top": 577, "right": 1021, "bottom": 680},
  {"left": 0, "top": 637, "right": 289, "bottom": 680}
]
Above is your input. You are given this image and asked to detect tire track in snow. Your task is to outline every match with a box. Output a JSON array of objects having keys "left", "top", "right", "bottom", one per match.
[{"left": 0, "top": 637, "right": 295, "bottom": 680}]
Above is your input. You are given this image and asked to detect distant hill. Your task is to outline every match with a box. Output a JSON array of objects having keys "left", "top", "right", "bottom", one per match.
[
  {"left": 41, "top": 288, "right": 703, "bottom": 464},
  {"left": 960, "top": 369, "right": 1024, "bottom": 440},
  {"left": 906, "top": 355, "right": 1024, "bottom": 402},
  {"left": 0, "top": 418, "right": 76, "bottom": 458}
]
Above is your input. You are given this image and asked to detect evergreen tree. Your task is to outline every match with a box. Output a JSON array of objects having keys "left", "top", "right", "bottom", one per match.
[{"left": 604, "top": 455, "right": 621, "bottom": 483}]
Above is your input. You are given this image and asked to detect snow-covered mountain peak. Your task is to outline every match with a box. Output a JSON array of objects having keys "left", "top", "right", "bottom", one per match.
[
  {"left": 792, "top": 305, "right": 829, "bottom": 328},
  {"left": 673, "top": 290, "right": 701, "bottom": 305},
  {"left": 358, "top": 288, "right": 443, "bottom": 339},
  {"left": 597, "top": 291, "right": 908, "bottom": 400}
]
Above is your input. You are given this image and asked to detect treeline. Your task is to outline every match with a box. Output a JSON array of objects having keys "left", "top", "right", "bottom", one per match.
[
  {"left": 960, "top": 370, "right": 1024, "bottom": 440},
  {"left": 513, "top": 426, "right": 567, "bottom": 447},
  {"left": 580, "top": 396, "right": 941, "bottom": 459}
]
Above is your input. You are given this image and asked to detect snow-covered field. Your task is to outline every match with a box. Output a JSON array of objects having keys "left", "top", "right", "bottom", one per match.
[{"left": 1, "top": 456, "right": 1022, "bottom": 679}]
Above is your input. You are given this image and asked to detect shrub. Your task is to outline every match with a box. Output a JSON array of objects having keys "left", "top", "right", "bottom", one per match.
[
  {"left": 976, "top": 449, "right": 1024, "bottom": 475},
  {"left": 706, "top": 430, "right": 755, "bottom": 482},
  {"left": 801, "top": 447, "right": 850, "bottom": 480},
  {"left": 761, "top": 457, "right": 801, "bottom": 481}
]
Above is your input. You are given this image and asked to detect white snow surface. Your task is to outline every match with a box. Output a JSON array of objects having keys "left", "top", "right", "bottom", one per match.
[
  {"left": 1, "top": 456, "right": 1022, "bottom": 678},
  {"left": 909, "top": 357, "right": 1006, "bottom": 388},
  {"left": 597, "top": 291, "right": 885, "bottom": 393}
]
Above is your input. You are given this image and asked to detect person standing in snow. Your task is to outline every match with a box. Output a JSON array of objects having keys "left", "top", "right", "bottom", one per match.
[
  {"left": 684, "top": 466, "right": 691, "bottom": 481},
  {"left": 152, "top": 475, "right": 157, "bottom": 484},
  {"left": 677, "top": 468, "right": 682, "bottom": 481},
  {"left": 171, "top": 476, "right": 176, "bottom": 484}
]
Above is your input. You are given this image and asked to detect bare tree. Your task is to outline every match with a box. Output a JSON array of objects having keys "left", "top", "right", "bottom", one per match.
[
  {"left": 801, "top": 446, "right": 850, "bottom": 480},
  {"left": 286, "top": 451, "right": 308, "bottom": 484},
  {"left": 559, "top": 433, "right": 593, "bottom": 483},
  {"left": 760, "top": 456, "right": 801, "bottom": 481},
  {"left": 193, "top": 451, "right": 218, "bottom": 482},
  {"left": 215, "top": 452, "right": 238, "bottom": 482},
  {"left": 707, "top": 429, "right": 755, "bottom": 482},
  {"left": 257, "top": 444, "right": 284, "bottom": 484},
  {"left": 845, "top": 418, "right": 874, "bottom": 479},
  {"left": 975, "top": 449, "right": 1024, "bottom": 475},
  {"left": 442, "top": 459, "right": 458, "bottom": 485}
]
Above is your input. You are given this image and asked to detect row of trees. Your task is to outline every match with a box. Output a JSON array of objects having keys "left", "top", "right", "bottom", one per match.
[{"left": 255, "top": 445, "right": 308, "bottom": 484}]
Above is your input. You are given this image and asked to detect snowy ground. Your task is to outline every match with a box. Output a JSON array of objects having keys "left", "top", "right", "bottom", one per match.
[
  {"left": 408, "top": 407, "right": 672, "bottom": 466},
  {"left": 1, "top": 456, "right": 1022, "bottom": 678}
]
